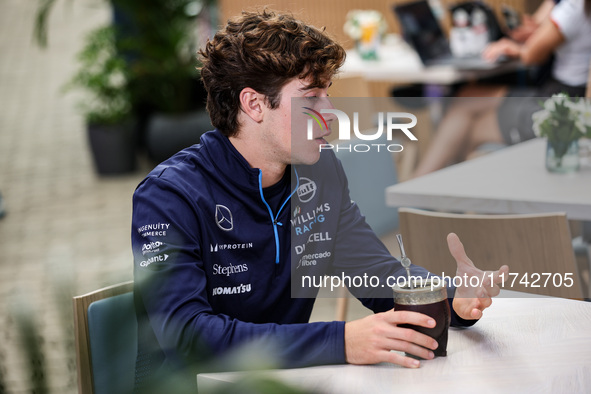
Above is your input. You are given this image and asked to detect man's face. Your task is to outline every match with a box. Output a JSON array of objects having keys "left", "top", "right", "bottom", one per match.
[{"left": 263, "top": 77, "right": 334, "bottom": 166}]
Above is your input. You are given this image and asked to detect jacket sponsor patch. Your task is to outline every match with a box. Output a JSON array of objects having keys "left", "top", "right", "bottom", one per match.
[{"left": 212, "top": 283, "right": 251, "bottom": 296}]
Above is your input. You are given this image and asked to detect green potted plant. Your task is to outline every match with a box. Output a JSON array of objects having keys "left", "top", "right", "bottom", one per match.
[
  {"left": 64, "top": 25, "right": 137, "bottom": 175},
  {"left": 35, "top": 0, "right": 215, "bottom": 164},
  {"left": 112, "top": 0, "right": 213, "bottom": 162}
]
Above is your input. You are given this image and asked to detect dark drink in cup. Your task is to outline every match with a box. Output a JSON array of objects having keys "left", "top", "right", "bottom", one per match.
[{"left": 393, "top": 279, "right": 450, "bottom": 358}]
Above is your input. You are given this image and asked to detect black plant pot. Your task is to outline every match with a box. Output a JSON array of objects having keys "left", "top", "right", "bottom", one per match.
[
  {"left": 87, "top": 121, "right": 137, "bottom": 175},
  {"left": 146, "top": 110, "right": 212, "bottom": 164}
]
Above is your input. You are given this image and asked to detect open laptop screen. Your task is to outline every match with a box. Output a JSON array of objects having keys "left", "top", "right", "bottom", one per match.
[{"left": 393, "top": 0, "right": 452, "bottom": 64}]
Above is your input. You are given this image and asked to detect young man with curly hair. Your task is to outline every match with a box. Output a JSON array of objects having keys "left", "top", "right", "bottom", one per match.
[{"left": 131, "top": 9, "right": 507, "bottom": 392}]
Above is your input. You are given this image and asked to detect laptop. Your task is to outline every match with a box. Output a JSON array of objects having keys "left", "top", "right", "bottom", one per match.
[{"left": 393, "top": 0, "right": 504, "bottom": 69}]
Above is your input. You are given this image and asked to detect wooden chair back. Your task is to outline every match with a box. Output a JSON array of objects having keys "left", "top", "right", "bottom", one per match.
[
  {"left": 73, "top": 281, "right": 135, "bottom": 394},
  {"left": 398, "top": 208, "right": 584, "bottom": 299},
  {"left": 586, "top": 59, "right": 591, "bottom": 98}
]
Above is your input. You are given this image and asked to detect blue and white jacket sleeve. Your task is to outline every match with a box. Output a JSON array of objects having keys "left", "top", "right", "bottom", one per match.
[{"left": 328, "top": 157, "right": 476, "bottom": 328}]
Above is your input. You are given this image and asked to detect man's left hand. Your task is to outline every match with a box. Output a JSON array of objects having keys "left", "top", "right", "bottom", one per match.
[{"left": 447, "top": 233, "right": 509, "bottom": 320}]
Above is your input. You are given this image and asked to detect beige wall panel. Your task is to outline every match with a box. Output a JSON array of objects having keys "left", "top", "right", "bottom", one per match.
[{"left": 219, "top": 1, "right": 542, "bottom": 48}]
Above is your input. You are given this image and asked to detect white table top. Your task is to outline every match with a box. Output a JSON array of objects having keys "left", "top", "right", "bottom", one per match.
[
  {"left": 341, "top": 39, "right": 524, "bottom": 85},
  {"left": 197, "top": 291, "right": 591, "bottom": 393},
  {"left": 386, "top": 138, "right": 591, "bottom": 221}
]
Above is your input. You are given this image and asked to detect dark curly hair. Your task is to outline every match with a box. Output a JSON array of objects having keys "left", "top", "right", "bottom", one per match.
[{"left": 198, "top": 10, "right": 346, "bottom": 137}]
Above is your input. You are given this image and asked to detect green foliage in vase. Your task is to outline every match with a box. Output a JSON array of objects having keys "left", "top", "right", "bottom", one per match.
[{"left": 532, "top": 93, "right": 591, "bottom": 159}]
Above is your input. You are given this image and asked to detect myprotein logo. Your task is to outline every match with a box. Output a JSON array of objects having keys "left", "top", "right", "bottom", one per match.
[
  {"left": 210, "top": 242, "right": 254, "bottom": 252},
  {"left": 305, "top": 109, "right": 418, "bottom": 152}
]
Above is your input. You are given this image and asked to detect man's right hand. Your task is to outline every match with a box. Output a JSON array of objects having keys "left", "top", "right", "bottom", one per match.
[{"left": 344, "top": 310, "right": 438, "bottom": 368}]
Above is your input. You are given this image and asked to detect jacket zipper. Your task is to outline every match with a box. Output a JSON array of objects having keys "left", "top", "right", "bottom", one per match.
[{"left": 258, "top": 168, "right": 299, "bottom": 264}]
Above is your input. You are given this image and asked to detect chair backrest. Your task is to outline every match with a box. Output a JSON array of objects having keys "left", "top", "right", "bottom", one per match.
[
  {"left": 334, "top": 136, "right": 399, "bottom": 237},
  {"left": 73, "top": 281, "right": 136, "bottom": 394},
  {"left": 398, "top": 208, "right": 584, "bottom": 299}
]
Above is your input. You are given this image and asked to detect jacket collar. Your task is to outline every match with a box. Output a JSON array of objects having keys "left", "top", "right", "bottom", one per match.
[{"left": 202, "top": 130, "right": 297, "bottom": 192}]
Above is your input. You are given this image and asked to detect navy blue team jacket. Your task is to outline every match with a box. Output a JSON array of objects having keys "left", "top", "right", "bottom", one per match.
[{"left": 131, "top": 130, "right": 471, "bottom": 388}]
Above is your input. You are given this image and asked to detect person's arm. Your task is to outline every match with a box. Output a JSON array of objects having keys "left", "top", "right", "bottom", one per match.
[
  {"left": 483, "top": 19, "right": 564, "bottom": 64},
  {"left": 334, "top": 213, "right": 507, "bottom": 367},
  {"left": 519, "top": 19, "right": 565, "bottom": 64},
  {"left": 484, "top": 0, "right": 585, "bottom": 65},
  {"left": 533, "top": 0, "right": 557, "bottom": 25},
  {"left": 326, "top": 156, "right": 506, "bottom": 367},
  {"left": 327, "top": 154, "right": 495, "bottom": 318},
  {"left": 509, "top": 0, "right": 555, "bottom": 42},
  {"left": 133, "top": 177, "right": 345, "bottom": 368}
]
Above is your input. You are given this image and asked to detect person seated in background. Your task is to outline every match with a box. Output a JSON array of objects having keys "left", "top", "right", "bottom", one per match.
[
  {"left": 412, "top": 0, "right": 590, "bottom": 178},
  {"left": 507, "top": 0, "right": 557, "bottom": 43}
]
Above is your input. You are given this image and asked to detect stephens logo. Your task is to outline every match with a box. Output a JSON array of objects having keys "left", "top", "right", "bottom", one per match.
[{"left": 212, "top": 263, "right": 248, "bottom": 276}]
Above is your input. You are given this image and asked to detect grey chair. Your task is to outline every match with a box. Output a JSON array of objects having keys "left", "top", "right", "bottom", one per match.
[
  {"left": 73, "top": 281, "right": 136, "bottom": 394},
  {"left": 334, "top": 136, "right": 400, "bottom": 238}
]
